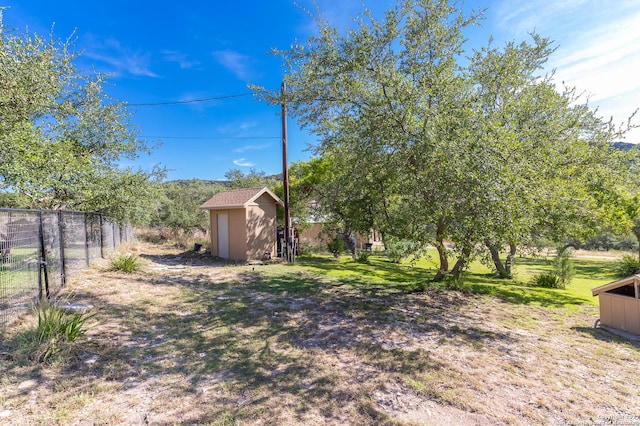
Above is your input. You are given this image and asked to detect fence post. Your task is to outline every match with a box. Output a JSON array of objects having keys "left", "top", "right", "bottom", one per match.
[
  {"left": 83, "top": 213, "right": 90, "bottom": 267},
  {"left": 99, "top": 214, "right": 104, "bottom": 259},
  {"left": 58, "top": 211, "right": 66, "bottom": 287},
  {"left": 37, "top": 211, "right": 49, "bottom": 299}
]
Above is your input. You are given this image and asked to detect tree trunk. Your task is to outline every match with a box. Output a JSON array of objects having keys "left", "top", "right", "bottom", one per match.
[
  {"left": 634, "top": 229, "right": 640, "bottom": 261},
  {"left": 342, "top": 229, "right": 357, "bottom": 260},
  {"left": 506, "top": 242, "right": 516, "bottom": 275},
  {"left": 486, "top": 241, "right": 510, "bottom": 278},
  {"left": 450, "top": 246, "right": 472, "bottom": 280},
  {"left": 433, "top": 221, "right": 449, "bottom": 282}
]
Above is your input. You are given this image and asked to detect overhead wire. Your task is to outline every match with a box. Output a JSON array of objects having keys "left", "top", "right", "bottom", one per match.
[
  {"left": 127, "top": 92, "right": 254, "bottom": 107},
  {"left": 141, "top": 136, "right": 280, "bottom": 140},
  {"left": 127, "top": 89, "right": 279, "bottom": 107},
  {"left": 130, "top": 90, "right": 283, "bottom": 140}
]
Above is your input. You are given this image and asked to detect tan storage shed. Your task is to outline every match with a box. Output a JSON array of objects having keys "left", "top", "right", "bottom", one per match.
[
  {"left": 200, "top": 187, "right": 284, "bottom": 261},
  {"left": 592, "top": 275, "right": 640, "bottom": 336}
]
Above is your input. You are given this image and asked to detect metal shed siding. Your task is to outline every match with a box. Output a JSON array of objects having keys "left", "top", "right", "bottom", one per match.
[
  {"left": 597, "top": 293, "right": 640, "bottom": 335},
  {"left": 599, "top": 293, "right": 613, "bottom": 329},
  {"left": 593, "top": 275, "right": 640, "bottom": 336},
  {"left": 629, "top": 299, "right": 640, "bottom": 335}
]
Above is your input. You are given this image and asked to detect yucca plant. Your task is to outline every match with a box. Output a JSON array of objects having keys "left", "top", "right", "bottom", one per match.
[
  {"left": 110, "top": 253, "right": 141, "bottom": 273},
  {"left": 31, "top": 300, "right": 95, "bottom": 362}
]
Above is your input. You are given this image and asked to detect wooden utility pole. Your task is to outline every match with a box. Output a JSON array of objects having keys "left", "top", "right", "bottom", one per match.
[
  {"left": 0, "top": 7, "right": 7, "bottom": 30},
  {"left": 281, "top": 82, "right": 291, "bottom": 261}
]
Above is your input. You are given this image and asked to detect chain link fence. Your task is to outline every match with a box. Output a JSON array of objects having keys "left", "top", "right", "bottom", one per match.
[{"left": 0, "top": 209, "right": 134, "bottom": 330}]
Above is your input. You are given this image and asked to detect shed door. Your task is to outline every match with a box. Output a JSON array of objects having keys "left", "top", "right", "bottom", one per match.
[{"left": 217, "top": 213, "right": 229, "bottom": 258}]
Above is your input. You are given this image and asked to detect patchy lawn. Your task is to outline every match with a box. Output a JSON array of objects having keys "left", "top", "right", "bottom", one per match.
[{"left": 1, "top": 243, "right": 639, "bottom": 425}]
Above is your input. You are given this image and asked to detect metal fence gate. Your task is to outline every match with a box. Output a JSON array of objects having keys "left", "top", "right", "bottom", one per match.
[{"left": 0, "top": 209, "right": 133, "bottom": 330}]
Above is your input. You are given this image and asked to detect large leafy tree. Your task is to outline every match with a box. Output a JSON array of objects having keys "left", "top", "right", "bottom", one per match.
[
  {"left": 258, "top": 0, "right": 632, "bottom": 282},
  {"left": 152, "top": 180, "right": 225, "bottom": 234},
  {"left": 0, "top": 22, "right": 163, "bottom": 223},
  {"left": 598, "top": 151, "right": 640, "bottom": 261},
  {"left": 465, "top": 37, "right": 630, "bottom": 277},
  {"left": 262, "top": 0, "right": 479, "bottom": 273}
]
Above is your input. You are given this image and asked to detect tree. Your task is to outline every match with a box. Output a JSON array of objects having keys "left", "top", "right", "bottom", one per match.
[
  {"left": 600, "top": 150, "right": 640, "bottom": 261},
  {"left": 0, "top": 22, "right": 163, "bottom": 223},
  {"left": 466, "top": 36, "right": 631, "bottom": 277},
  {"left": 258, "top": 0, "right": 480, "bottom": 271},
  {"left": 257, "top": 0, "right": 632, "bottom": 282},
  {"left": 152, "top": 180, "right": 225, "bottom": 234},
  {"left": 224, "top": 169, "right": 279, "bottom": 190}
]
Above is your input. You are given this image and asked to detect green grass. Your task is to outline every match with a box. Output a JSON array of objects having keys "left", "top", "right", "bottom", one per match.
[{"left": 288, "top": 249, "right": 621, "bottom": 308}]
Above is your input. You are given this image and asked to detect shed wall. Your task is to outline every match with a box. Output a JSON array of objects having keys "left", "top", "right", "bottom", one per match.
[
  {"left": 208, "top": 209, "right": 247, "bottom": 261},
  {"left": 209, "top": 210, "right": 218, "bottom": 257},
  {"left": 599, "top": 293, "right": 640, "bottom": 335},
  {"left": 228, "top": 208, "right": 247, "bottom": 261},
  {"left": 245, "top": 198, "right": 277, "bottom": 261}
]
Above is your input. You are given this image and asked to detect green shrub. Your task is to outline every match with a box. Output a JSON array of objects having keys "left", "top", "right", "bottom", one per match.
[
  {"left": 615, "top": 254, "right": 640, "bottom": 277},
  {"left": 110, "top": 253, "right": 141, "bottom": 273},
  {"left": 533, "top": 272, "right": 561, "bottom": 288},
  {"left": 384, "top": 237, "right": 418, "bottom": 263},
  {"left": 531, "top": 248, "right": 574, "bottom": 289},
  {"left": 357, "top": 250, "right": 371, "bottom": 263},
  {"left": 298, "top": 240, "right": 325, "bottom": 255},
  {"left": 28, "top": 300, "right": 95, "bottom": 363},
  {"left": 553, "top": 248, "right": 575, "bottom": 287},
  {"left": 327, "top": 237, "right": 343, "bottom": 258}
]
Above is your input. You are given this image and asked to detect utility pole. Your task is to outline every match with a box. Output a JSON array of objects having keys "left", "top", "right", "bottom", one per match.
[
  {"left": 281, "top": 82, "right": 292, "bottom": 262},
  {"left": 0, "top": 6, "right": 8, "bottom": 31}
]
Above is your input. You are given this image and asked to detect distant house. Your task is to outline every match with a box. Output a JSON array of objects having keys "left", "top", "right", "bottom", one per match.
[
  {"left": 296, "top": 220, "right": 384, "bottom": 252},
  {"left": 592, "top": 275, "right": 640, "bottom": 336},
  {"left": 200, "top": 187, "right": 284, "bottom": 261}
]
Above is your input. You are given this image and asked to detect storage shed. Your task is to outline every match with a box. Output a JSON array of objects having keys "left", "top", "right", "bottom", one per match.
[
  {"left": 592, "top": 275, "right": 640, "bottom": 336},
  {"left": 200, "top": 187, "right": 284, "bottom": 261}
]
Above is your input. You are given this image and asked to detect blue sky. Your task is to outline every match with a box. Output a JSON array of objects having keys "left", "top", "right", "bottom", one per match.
[{"left": 3, "top": 0, "right": 639, "bottom": 181}]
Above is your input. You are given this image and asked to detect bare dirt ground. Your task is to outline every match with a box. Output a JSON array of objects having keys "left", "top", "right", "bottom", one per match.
[{"left": 1, "top": 243, "right": 640, "bottom": 425}]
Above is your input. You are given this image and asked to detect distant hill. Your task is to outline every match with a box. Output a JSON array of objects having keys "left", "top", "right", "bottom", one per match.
[
  {"left": 166, "top": 174, "right": 281, "bottom": 187},
  {"left": 612, "top": 141, "right": 638, "bottom": 151},
  {"left": 168, "top": 179, "right": 230, "bottom": 187}
]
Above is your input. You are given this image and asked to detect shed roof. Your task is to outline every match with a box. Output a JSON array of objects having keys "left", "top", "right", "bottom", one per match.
[
  {"left": 200, "top": 187, "right": 284, "bottom": 210},
  {"left": 592, "top": 274, "right": 640, "bottom": 296}
]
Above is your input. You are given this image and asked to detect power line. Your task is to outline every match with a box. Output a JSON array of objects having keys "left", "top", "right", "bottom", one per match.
[
  {"left": 140, "top": 136, "right": 280, "bottom": 140},
  {"left": 128, "top": 93, "right": 254, "bottom": 107}
]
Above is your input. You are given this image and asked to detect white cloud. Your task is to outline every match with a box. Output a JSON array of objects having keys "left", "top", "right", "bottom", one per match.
[
  {"left": 212, "top": 49, "right": 253, "bottom": 80},
  {"left": 493, "top": 0, "right": 640, "bottom": 141},
  {"left": 216, "top": 120, "right": 259, "bottom": 135},
  {"left": 233, "top": 143, "right": 272, "bottom": 153},
  {"left": 82, "top": 35, "right": 158, "bottom": 78},
  {"left": 162, "top": 50, "right": 201, "bottom": 69},
  {"left": 233, "top": 158, "right": 255, "bottom": 167}
]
